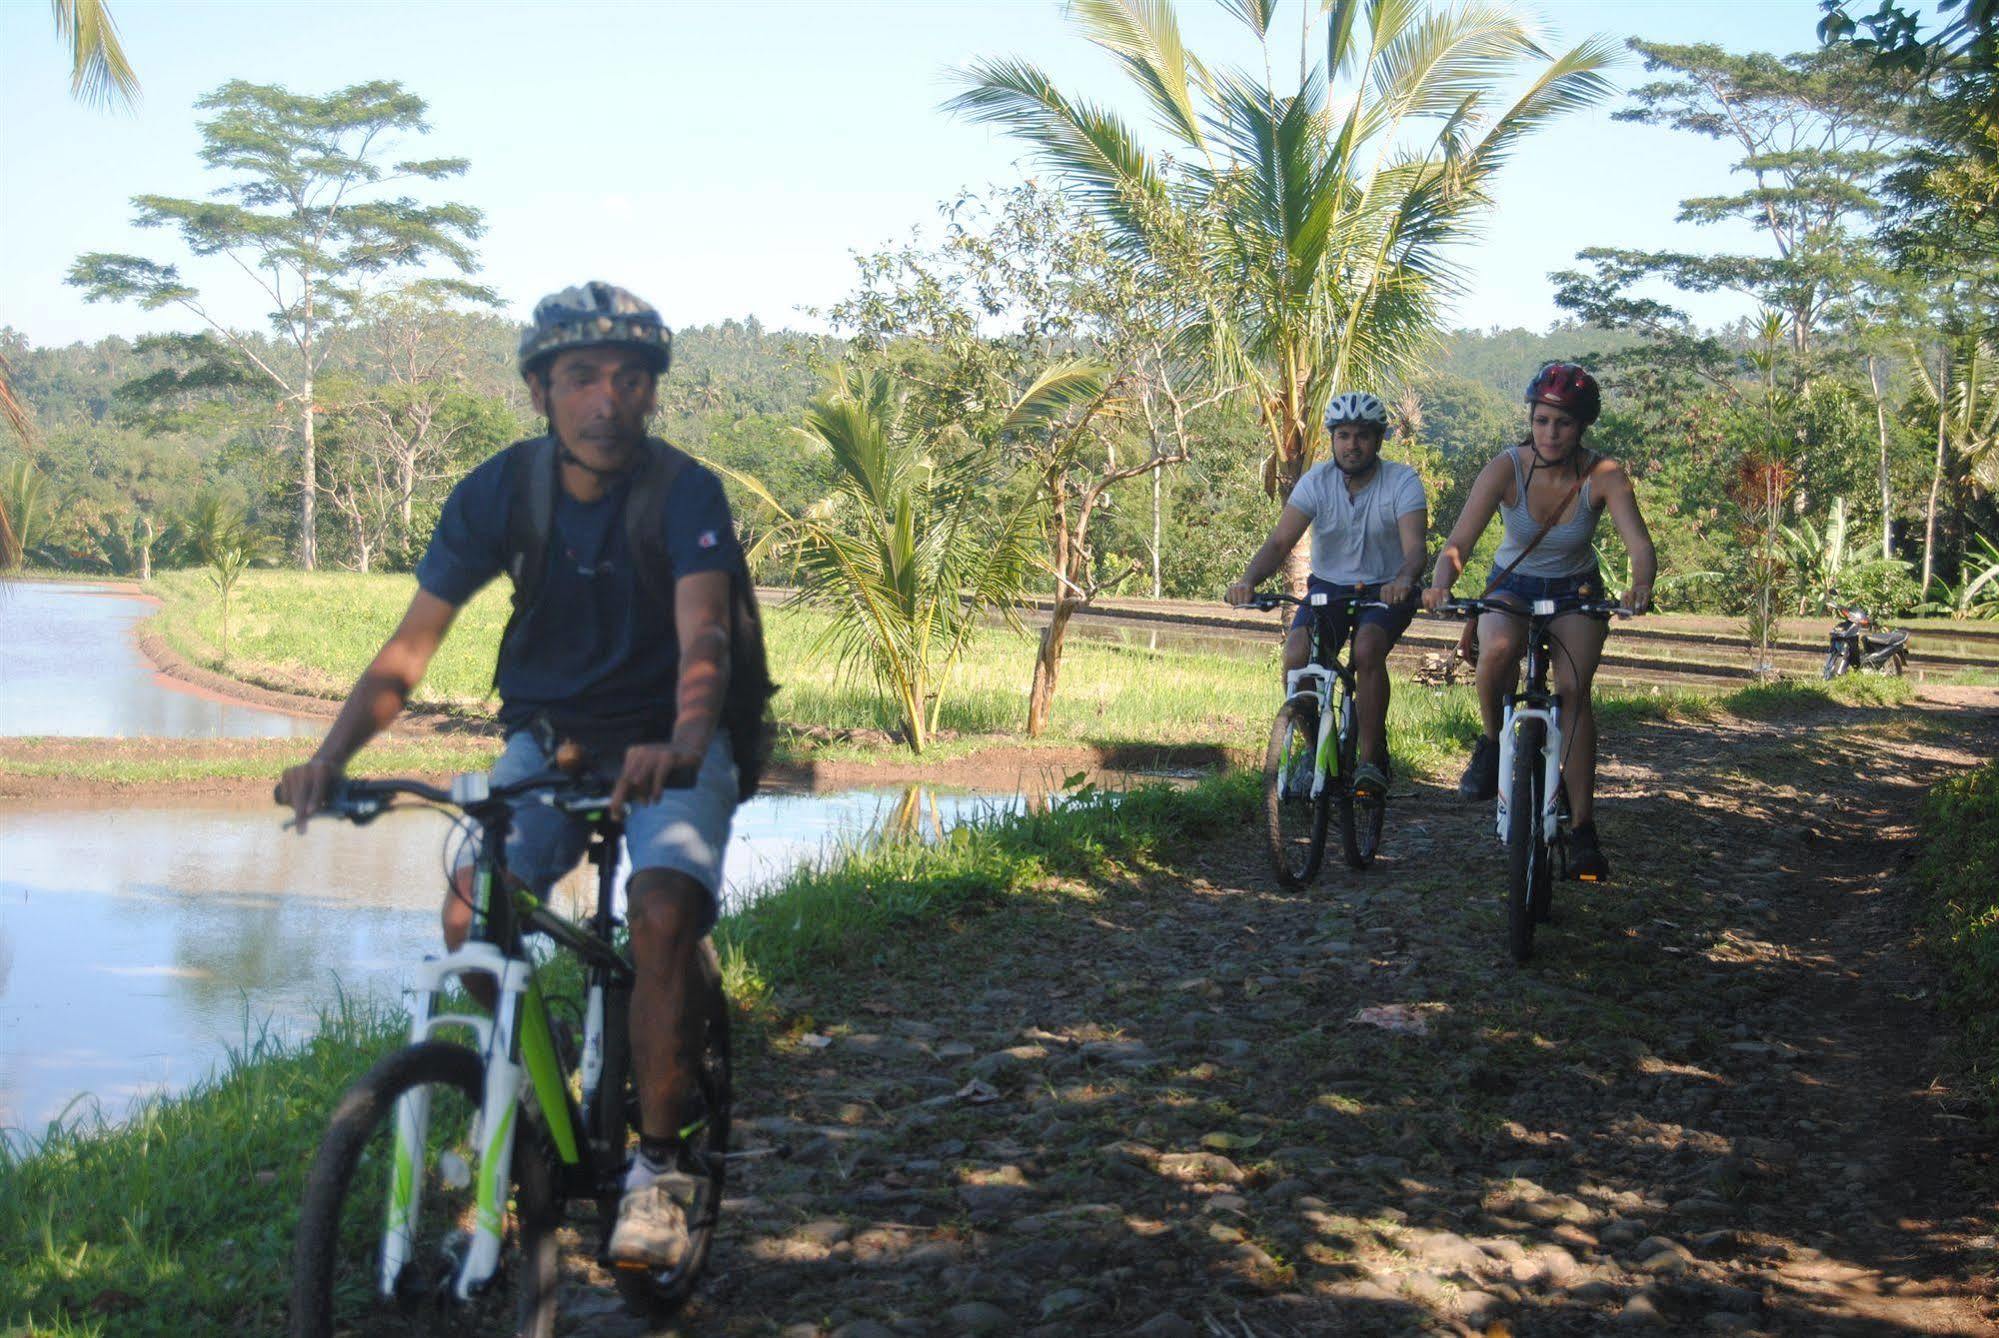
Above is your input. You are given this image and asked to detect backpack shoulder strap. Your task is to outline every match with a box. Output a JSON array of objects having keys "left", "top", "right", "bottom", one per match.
[
  {"left": 624, "top": 436, "right": 691, "bottom": 608},
  {"left": 505, "top": 434, "right": 560, "bottom": 598},
  {"left": 494, "top": 435, "right": 559, "bottom": 683}
]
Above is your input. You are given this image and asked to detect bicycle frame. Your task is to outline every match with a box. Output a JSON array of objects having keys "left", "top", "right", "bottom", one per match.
[
  {"left": 1281, "top": 592, "right": 1371, "bottom": 801},
  {"left": 1494, "top": 603, "right": 1567, "bottom": 844},
  {"left": 379, "top": 776, "right": 632, "bottom": 1303}
]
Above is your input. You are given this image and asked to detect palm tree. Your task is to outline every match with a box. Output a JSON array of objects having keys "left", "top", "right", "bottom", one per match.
[
  {"left": 717, "top": 363, "right": 1102, "bottom": 754},
  {"left": 950, "top": 0, "right": 1616, "bottom": 580}
]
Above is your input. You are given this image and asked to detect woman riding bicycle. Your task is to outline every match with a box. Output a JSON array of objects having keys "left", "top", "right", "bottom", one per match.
[{"left": 1421, "top": 362, "right": 1655, "bottom": 881}]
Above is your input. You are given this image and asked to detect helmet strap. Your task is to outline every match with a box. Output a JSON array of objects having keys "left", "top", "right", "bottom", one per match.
[{"left": 557, "top": 440, "right": 637, "bottom": 479}]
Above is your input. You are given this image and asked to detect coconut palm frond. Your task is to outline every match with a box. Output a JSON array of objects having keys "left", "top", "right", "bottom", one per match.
[
  {"left": 50, "top": 0, "right": 140, "bottom": 110},
  {"left": 946, "top": 58, "right": 1174, "bottom": 251},
  {"left": 1001, "top": 360, "right": 1117, "bottom": 434},
  {"left": 1070, "top": 0, "right": 1213, "bottom": 153}
]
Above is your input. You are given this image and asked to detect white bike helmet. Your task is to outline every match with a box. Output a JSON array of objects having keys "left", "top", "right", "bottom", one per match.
[{"left": 1323, "top": 391, "right": 1389, "bottom": 432}]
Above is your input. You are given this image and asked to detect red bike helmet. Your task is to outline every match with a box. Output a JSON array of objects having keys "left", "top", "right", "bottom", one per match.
[{"left": 1525, "top": 362, "right": 1601, "bottom": 427}]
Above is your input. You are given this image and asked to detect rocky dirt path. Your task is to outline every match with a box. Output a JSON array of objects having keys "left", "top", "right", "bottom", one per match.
[{"left": 567, "top": 695, "right": 1999, "bottom": 1337}]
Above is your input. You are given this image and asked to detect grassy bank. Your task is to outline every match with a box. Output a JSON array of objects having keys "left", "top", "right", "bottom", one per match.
[
  {"left": 1916, "top": 757, "right": 1999, "bottom": 1115},
  {"left": 0, "top": 766, "right": 1258, "bottom": 1337},
  {"left": 145, "top": 569, "right": 1292, "bottom": 752}
]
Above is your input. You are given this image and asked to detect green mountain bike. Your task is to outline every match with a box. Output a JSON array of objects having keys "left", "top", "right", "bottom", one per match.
[{"left": 282, "top": 769, "right": 731, "bottom": 1336}]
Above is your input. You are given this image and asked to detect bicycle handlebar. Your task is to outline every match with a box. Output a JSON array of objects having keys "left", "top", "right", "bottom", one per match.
[
  {"left": 1241, "top": 589, "right": 1396, "bottom": 613},
  {"left": 1435, "top": 597, "right": 1632, "bottom": 620},
  {"left": 272, "top": 768, "right": 689, "bottom": 827}
]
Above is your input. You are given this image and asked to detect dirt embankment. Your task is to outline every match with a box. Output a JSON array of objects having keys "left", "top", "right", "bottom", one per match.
[{"left": 546, "top": 694, "right": 1999, "bottom": 1336}]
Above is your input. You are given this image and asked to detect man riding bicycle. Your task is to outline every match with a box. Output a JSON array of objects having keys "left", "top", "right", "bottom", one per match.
[
  {"left": 1227, "top": 392, "right": 1429, "bottom": 796},
  {"left": 277, "top": 282, "right": 746, "bottom": 1275}
]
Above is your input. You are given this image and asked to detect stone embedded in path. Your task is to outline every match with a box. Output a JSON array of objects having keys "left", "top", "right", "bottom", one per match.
[
  {"left": 944, "top": 1300, "right": 1013, "bottom": 1333},
  {"left": 1130, "top": 1315, "right": 1198, "bottom": 1338}
]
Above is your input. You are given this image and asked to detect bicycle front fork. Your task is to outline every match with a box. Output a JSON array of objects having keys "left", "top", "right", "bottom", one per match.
[
  {"left": 1494, "top": 700, "right": 1563, "bottom": 843},
  {"left": 387, "top": 943, "right": 537, "bottom": 1302}
]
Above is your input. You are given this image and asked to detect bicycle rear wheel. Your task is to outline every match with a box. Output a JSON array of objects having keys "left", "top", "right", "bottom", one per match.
[
  {"left": 291, "top": 1041, "right": 558, "bottom": 1338},
  {"left": 1264, "top": 699, "right": 1330, "bottom": 887},
  {"left": 1335, "top": 689, "right": 1384, "bottom": 870},
  {"left": 1506, "top": 719, "right": 1549, "bottom": 964},
  {"left": 612, "top": 940, "right": 733, "bottom": 1322}
]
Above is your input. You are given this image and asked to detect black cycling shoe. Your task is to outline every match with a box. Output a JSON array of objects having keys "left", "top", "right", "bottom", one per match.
[
  {"left": 1568, "top": 823, "right": 1611, "bottom": 883},
  {"left": 1457, "top": 736, "right": 1499, "bottom": 800}
]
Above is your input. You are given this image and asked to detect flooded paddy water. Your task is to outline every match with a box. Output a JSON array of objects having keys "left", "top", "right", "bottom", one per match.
[{"left": 0, "top": 582, "right": 1046, "bottom": 1139}]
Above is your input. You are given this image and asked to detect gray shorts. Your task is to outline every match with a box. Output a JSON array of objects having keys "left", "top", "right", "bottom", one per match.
[{"left": 468, "top": 730, "right": 738, "bottom": 935}]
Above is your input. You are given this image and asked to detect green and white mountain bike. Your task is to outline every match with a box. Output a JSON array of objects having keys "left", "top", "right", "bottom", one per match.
[
  {"left": 282, "top": 768, "right": 731, "bottom": 1336},
  {"left": 1250, "top": 589, "right": 1392, "bottom": 885}
]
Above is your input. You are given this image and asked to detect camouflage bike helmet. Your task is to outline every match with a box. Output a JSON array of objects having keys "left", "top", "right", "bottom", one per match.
[{"left": 517, "top": 282, "right": 672, "bottom": 381}]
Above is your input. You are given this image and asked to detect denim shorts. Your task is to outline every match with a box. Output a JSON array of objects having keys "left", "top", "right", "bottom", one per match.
[
  {"left": 1484, "top": 566, "right": 1604, "bottom": 613},
  {"left": 1290, "top": 578, "right": 1418, "bottom": 648},
  {"left": 459, "top": 730, "right": 738, "bottom": 934}
]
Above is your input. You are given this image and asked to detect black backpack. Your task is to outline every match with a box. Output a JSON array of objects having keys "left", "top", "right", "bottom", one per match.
[{"left": 495, "top": 434, "right": 778, "bottom": 802}]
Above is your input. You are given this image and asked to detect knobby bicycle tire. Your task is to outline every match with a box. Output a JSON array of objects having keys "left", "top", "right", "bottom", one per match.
[
  {"left": 1506, "top": 719, "right": 1548, "bottom": 964},
  {"left": 290, "top": 1041, "right": 559, "bottom": 1338},
  {"left": 611, "top": 940, "right": 734, "bottom": 1322},
  {"left": 1263, "top": 699, "right": 1330, "bottom": 887},
  {"left": 1335, "top": 686, "right": 1384, "bottom": 870}
]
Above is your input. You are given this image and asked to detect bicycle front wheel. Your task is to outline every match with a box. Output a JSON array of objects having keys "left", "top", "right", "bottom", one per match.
[
  {"left": 1505, "top": 719, "right": 1548, "bottom": 964},
  {"left": 613, "top": 940, "right": 733, "bottom": 1321},
  {"left": 291, "top": 1041, "right": 558, "bottom": 1338},
  {"left": 1264, "top": 699, "right": 1330, "bottom": 887},
  {"left": 1335, "top": 689, "right": 1384, "bottom": 870}
]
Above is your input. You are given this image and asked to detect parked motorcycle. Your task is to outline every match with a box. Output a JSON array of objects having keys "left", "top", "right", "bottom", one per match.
[{"left": 1821, "top": 595, "right": 1911, "bottom": 678}]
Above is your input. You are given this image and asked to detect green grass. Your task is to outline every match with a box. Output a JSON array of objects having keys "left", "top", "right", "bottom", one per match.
[
  {"left": 0, "top": 737, "right": 504, "bottom": 784},
  {"left": 140, "top": 570, "right": 1443, "bottom": 758},
  {"left": 0, "top": 1000, "right": 404, "bottom": 1337},
  {"left": 1916, "top": 757, "right": 1999, "bottom": 1118}
]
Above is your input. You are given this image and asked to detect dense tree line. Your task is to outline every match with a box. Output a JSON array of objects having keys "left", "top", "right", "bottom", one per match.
[{"left": 6, "top": 9, "right": 1994, "bottom": 638}]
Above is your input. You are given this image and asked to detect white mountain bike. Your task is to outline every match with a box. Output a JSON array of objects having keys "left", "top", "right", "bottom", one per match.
[{"left": 1439, "top": 595, "right": 1628, "bottom": 962}]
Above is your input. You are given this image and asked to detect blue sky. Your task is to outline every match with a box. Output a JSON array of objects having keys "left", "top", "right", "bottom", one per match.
[{"left": 1, "top": 0, "right": 1850, "bottom": 350}]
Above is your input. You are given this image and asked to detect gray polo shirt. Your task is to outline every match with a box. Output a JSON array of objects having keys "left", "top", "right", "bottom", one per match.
[{"left": 1285, "top": 459, "right": 1427, "bottom": 585}]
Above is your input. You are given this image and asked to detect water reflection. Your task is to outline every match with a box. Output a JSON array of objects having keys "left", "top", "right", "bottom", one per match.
[
  {"left": 0, "top": 581, "right": 318, "bottom": 738},
  {"left": 0, "top": 784, "right": 1029, "bottom": 1138}
]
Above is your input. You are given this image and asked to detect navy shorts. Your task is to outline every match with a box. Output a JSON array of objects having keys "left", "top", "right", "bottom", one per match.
[
  {"left": 1484, "top": 566, "right": 1604, "bottom": 614},
  {"left": 1290, "top": 578, "right": 1418, "bottom": 651}
]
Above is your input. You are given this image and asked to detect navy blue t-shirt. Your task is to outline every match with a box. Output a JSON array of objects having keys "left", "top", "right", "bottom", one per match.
[{"left": 415, "top": 441, "right": 743, "bottom": 749}]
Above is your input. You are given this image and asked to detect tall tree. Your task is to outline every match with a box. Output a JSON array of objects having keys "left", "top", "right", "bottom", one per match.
[
  {"left": 1557, "top": 41, "right": 1914, "bottom": 374},
  {"left": 949, "top": 0, "right": 1616, "bottom": 584},
  {"left": 314, "top": 286, "right": 518, "bottom": 571},
  {"left": 68, "top": 80, "right": 489, "bottom": 568}
]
